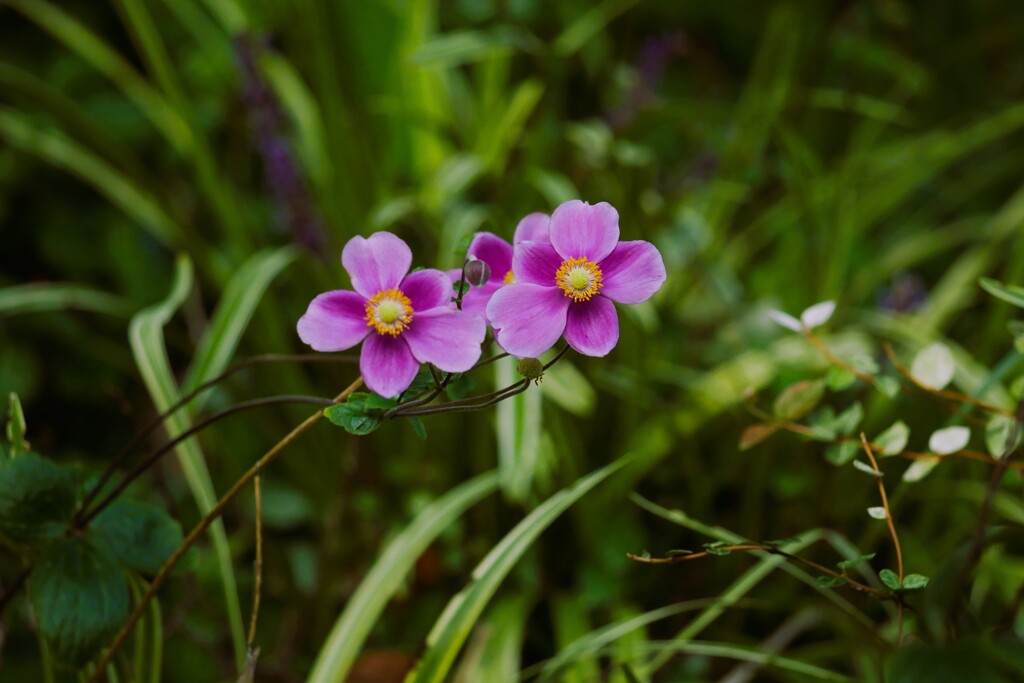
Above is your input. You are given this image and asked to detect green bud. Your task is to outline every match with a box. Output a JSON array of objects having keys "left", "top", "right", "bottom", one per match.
[{"left": 516, "top": 357, "right": 544, "bottom": 382}]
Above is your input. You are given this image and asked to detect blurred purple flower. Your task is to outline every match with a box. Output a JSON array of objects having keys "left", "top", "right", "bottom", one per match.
[
  {"left": 235, "top": 35, "right": 326, "bottom": 252},
  {"left": 486, "top": 201, "right": 666, "bottom": 358},
  {"left": 297, "top": 233, "right": 486, "bottom": 397},
  {"left": 610, "top": 32, "right": 687, "bottom": 128},
  {"left": 879, "top": 273, "right": 928, "bottom": 313},
  {"left": 447, "top": 212, "right": 550, "bottom": 321}
]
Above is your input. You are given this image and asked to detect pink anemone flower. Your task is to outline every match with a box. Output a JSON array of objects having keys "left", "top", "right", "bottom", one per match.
[
  {"left": 297, "top": 232, "right": 486, "bottom": 397},
  {"left": 449, "top": 212, "right": 550, "bottom": 320},
  {"left": 486, "top": 200, "right": 666, "bottom": 358}
]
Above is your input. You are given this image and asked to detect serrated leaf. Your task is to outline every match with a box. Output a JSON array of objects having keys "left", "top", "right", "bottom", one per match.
[
  {"left": 911, "top": 343, "right": 955, "bottom": 390},
  {"left": 90, "top": 500, "right": 184, "bottom": 575},
  {"left": 31, "top": 537, "right": 131, "bottom": 667},
  {"left": 875, "top": 421, "right": 910, "bottom": 456},
  {"left": 739, "top": 423, "right": 777, "bottom": 450},
  {"left": 929, "top": 426, "right": 970, "bottom": 454},
  {"left": 815, "top": 575, "right": 848, "bottom": 588},
  {"left": 879, "top": 568, "right": 901, "bottom": 590},
  {"left": 826, "top": 441, "right": 859, "bottom": 466},
  {"left": 985, "top": 414, "right": 1021, "bottom": 459},
  {"left": 867, "top": 506, "right": 887, "bottom": 520},
  {"left": 767, "top": 309, "right": 802, "bottom": 332},
  {"left": 837, "top": 553, "right": 876, "bottom": 570},
  {"left": 902, "top": 459, "right": 940, "bottom": 482},
  {"left": 0, "top": 452, "right": 75, "bottom": 544},
  {"left": 980, "top": 277, "right": 1024, "bottom": 309},
  {"left": 901, "top": 574, "right": 929, "bottom": 590},
  {"left": 6, "top": 393, "right": 26, "bottom": 453},
  {"left": 772, "top": 380, "right": 825, "bottom": 421},
  {"left": 875, "top": 376, "right": 901, "bottom": 398},
  {"left": 800, "top": 301, "right": 836, "bottom": 328}
]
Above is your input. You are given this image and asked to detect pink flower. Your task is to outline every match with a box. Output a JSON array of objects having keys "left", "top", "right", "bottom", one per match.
[
  {"left": 486, "top": 200, "right": 666, "bottom": 358},
  {"left": 449, "top": 212, "right": 550, "bottom": 321},
  {"left": 298, "top": 232, "right": 487, "bottom": 397}
]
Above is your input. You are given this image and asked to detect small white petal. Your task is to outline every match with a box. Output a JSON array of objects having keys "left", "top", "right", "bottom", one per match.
[
  {"left": 768, "top": 309, "right": 803, "bottom": 332},
  {"left": 800, "top": 301, "right": 836, "bottom": 328},
  {"left": 911, "top": 342, "right": 956, "bottom": 390},
  {"left": 928, "top": 426, "right": 970, "bottom": 455},
  {"left": 867, "top": 506, "right": 888, "bottom": 519}
]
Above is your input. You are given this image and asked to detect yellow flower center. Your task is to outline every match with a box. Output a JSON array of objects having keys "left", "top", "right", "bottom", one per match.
[
  {"left": 365, "top": 288, "right": 413, "bottom": 336},
  {"left": 555, "top": 257, "right": 602, "bottom": 302},
  {"left": 503, "top": 270, "right": 515, "bottom": 285}
]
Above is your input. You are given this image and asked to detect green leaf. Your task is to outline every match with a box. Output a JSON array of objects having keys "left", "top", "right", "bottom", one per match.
[
  {"left": 825, "top": 441, "right": 859, "bottom": 466},
  {"left": 980, "top": 277, "right": 1024, "bottom": 309},
  {"left": 323, "top": 393, "right": 389, "bottom": 435},
  {"left": 739, "top": 423, "right": 778, "bottom": 450},
  {"left": 825, "top": 367, "right": 857, "bottom": 391},
  {"left": 879, "top": 568, "right": 901, "bottom": 590},
  {"left": 901, "top": 573, "right": 929, "bottom": 590},
  {"left": 31, "top": 537, "right": 131, "bottom": 667},
  {"left": 772, "top": 380, "right": 825, "bottom": 421},
  {"left": 816, "top": 575, "right": 848, "bottom": 589},
  {"left": 406, "top": 459, "right": 628, "bottom": 683},
  {"left": 408, "top": 417, "right": 428, "bottom": 441},
  {"left": 929, "top": 425, "right": 970, "bottom": 455},
  {"left": 875, "top": 376, "right": 901, "bottom": 398},
  {"left": 703, "top": 541, "right": 732, "bottom": 556},
  {"left": 5, "top": 392, "right": 26, "bottom": 453},
  {"left": 0, "top": 452, "right": 75, "bottom": 544},
  {"left": 0, "top": 282, "right": 131, "bottom": 318},
  {"left": 985, "top": 414, "right": 1021, "bottom": 458},
  {"left": 836, "top": 553, "right": 876, "bottom": 570},
  {"left": 307, "top": 472, "right": 499, "bottom": 683},
  {"left": 875, "top": 421, "right": 910, "bottom": 456},
  {"left": 90, "top": 500, "right": 184, "bottom": 575},
  {"left": 832, "top": 402, "right": 864, "bottom": 436}
]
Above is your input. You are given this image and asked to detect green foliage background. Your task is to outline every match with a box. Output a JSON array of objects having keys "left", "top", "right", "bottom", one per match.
[{"left": 2, "top": 0, "right": 1024, "bottom": 681}]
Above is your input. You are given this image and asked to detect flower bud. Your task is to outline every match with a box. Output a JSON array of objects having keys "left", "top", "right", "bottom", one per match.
[
  {"left": 463, "top": 259, "right": 491, "bottom": 287},
  {"left": 516, "top": 357, "right": 544, "bottom": 383}
]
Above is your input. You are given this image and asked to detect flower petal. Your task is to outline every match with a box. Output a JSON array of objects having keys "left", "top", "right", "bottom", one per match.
[
  {"left": 341, "top": 232, "right": 412, "bottom": 299},
  {"left": 512, "top": 241, "right": 562, "bottom": 286},
  {"left": 513, "top": 212, "right": 550, "bottom": 244},
  {"left": 296, "top": 290, "right": 370, "bottom": 352},
  {"left": 401, "top": 268, "right": 452, "bottom": 312},
  {"left": 459, "top": 281, "right": 502, "bottom": 320},
  {"left": 466, "top": 232, "right": 513, "bottom": 283},
  {"left": 360, "top": 333, "right": 421, "bottom": 398},
  {"left": 487, "top": 284, "right": 569, "bottom": 358},
  {"left": 549, "top": 200, "right": 620, "bottom": 262},
  {"left": 563, "top": 295, "right": 619, "bottom": 357},
  {"left": 404, "top": 308, "right": 486, "bottom": 372},
  {"left": 598, "top": 240, "right": 666, "bottom": 304}
]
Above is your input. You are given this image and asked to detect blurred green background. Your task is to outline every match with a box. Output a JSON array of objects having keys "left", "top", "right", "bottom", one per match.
[{"left": 3, "top": 0, "right": 1024, "bottom": 681}]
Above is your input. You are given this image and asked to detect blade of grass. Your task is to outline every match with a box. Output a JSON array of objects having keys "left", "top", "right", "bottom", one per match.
[
  {"left": 495, "top": 355, "right": 543, "bottom": 504},
  {"left": 0, "top": 283, "right": 131, "bottom": 317},
  {"left": 452, "top": 593, "right": 534, "bottom": 683},
  {"left": 182, "top": 246, "right": 300, "bottom": 406},
  {"left": 127, "top": 255, "right": 246, "bottom": 667},
  {"left": 307, "top": 471, "right": 499, "bottom": 683},
  {"left": 406, "top": 457, "right": 630, "bottom": 683}
]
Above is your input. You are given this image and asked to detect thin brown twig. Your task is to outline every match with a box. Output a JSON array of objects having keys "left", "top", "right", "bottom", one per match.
[
  {"left": 882, "top": 343, "right": 1013, "bottom": 417},
  {"left": 859, "top": 433, "right": 905, "bottom": 642},
  {"left": 627, "top": 545, "right": 898, "bottom": 603},
  {"left": 86, "top": 376, "right": 364, "bottom": 683},
  {"left": 248, "top": 474, "right": 263, "bottom": 648}
]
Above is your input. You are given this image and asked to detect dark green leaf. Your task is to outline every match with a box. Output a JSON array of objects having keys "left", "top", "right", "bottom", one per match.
[
  {"left": 90, "top": 499, "right": 183, "bottom": 575},
  {"left": 666, "top": 549, "right": 693, "bottom": 556},
  {"left": 901, "top": 573, "right": 929, "bottom": 590},
  {"left": 323, "top": 393, "right": 390, "bottom": 436},
  {"left": 772, "top": 380, "right": 825, "bottom": 421},
  {"left": 816, "top": 575, "right": 848, "bottom": 588},
  {"left": 833, "top": 402, "right": 864, "bottom": 435},
  {"left": 886, "top": 640, "right": 1007, "bottom": 683},
  {"left": 408, "top": 417, "right": 427, "bottom": 441},
  {"left": 980, "top": 277, "right": 1024, "bottom": 309},
  {"left": 31, "top": 537, "right": 131, "bottom": 667},
  {"left": 703, "top": 541, "right": 732, "bottom": 556},
  {"left": 739, "top": 423, "right": 777, "bottom": 450},
  {"left": 875, "top": 376, "right": 901, "bottom": 398},
  {"left": 0, "top": 452, "right": 75, "bottom": 544},
  {"left": 825, "top": 367, "right": 857, "bottom": 391},
  {"left": 763, "top": 537, "right": 801, "bottom": 547},
  {"left": 879, "top": 568, "right": 901, "bottom": 590},
  {"left": 6, "top": 392, "right": 27, "bottom": 453},
  {"left": 836, "top": 553, "right": 876, "bottom": 570}
]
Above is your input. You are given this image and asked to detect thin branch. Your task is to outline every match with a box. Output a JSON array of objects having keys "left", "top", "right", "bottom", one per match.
[
  {"left": 883, "top": 343, "right": 1013, "bottom": 417},
  {"left": 859, "top": 433, "right": 905, "bottom": 642},
  {"left": 85, "top": 377, "right": 364, "bottom": 683},
  {"left": 79, "top": 395, "right": 340, "bottom": 526},
  {"left": 247, "top": 474, "right": 263, "bottom": 648}
]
